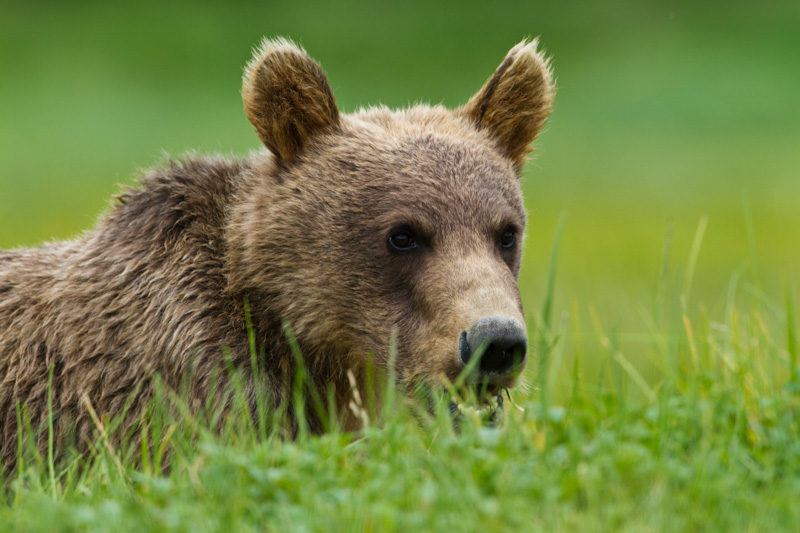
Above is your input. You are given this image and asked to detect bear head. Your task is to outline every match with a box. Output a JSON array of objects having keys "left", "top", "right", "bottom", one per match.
[{"left": 229, "top": 37, "right": 554, "bottom": 400}]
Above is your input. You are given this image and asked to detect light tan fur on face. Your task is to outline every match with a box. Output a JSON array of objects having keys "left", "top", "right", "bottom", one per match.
[
  {"left": 0, "top": 37, "right": 554, "bottom": 469},
  {"left": 406, "top": 249, "right": 527, "bottom": 390}
]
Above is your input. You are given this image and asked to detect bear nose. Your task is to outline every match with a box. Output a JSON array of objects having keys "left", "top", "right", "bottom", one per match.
[{"left": 459, "top": 317, "right": 527, "bottom": 375}]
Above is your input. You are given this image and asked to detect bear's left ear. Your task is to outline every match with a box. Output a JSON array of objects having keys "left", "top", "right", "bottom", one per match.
[
  {"left": 460, "top": 39, "right": 555, "bottom": 170},
  {"left": 242, "top": 37, "right": 340, "bottom": 164}
]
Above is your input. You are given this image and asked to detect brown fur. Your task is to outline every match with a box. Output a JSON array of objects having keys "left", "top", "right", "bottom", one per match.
[
  {"left": 0, "top": 38, "right": 554, "bottom": 469},
  {"left": 461, "top": 39, "right": 555, "bottom": 169}
]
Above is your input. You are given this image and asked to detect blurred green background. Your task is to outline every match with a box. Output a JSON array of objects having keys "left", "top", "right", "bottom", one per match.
[{"left": 1, "top": 0, "right": 798, "bottom": 397}]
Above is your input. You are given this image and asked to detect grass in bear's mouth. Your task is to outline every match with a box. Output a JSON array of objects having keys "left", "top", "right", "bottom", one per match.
[{"left": 448, "top": 389, "right": 506, "bottom": 427}]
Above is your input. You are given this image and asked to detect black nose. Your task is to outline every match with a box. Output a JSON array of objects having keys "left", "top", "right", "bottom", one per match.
[{"left": 459, "top": 317, "right": 527, "bottom": 374}]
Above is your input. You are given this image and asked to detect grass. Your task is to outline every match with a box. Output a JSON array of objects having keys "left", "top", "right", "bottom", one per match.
[
  {"left": 2, "top": 223, "right": 799, "bottom": 532},
  {"left": 2, "top": 0, "right": 800, "bottom": 530}
]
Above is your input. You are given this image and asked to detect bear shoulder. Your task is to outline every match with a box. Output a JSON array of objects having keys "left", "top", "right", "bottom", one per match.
[{"left": 107, "top": 155, "right": 249, "bottom": 247}]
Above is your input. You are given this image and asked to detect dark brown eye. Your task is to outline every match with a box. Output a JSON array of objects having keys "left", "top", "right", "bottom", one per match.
[
  {"left": 500, "top": 230, "right": 516, "bottom": 248},
  {"left": 389, "top": 231, "right": 416, "bottom": 251}
]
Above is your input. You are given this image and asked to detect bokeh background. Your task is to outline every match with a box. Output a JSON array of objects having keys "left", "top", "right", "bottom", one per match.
[{"left": 2, "top": 0, "right": 798, "bottom": 400}]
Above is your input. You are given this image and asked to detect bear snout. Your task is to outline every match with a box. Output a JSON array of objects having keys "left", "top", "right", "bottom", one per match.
[{"left": 458, "top": 317, "right": 527, "bottom": 377}]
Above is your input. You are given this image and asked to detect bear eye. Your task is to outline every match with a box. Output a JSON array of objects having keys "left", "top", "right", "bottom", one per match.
[
  {"left": 500, "top": 229, "right": 516, "bottom": 248},
  {"left": 389, "top": 230, "right": 417, "bottom": 251}
]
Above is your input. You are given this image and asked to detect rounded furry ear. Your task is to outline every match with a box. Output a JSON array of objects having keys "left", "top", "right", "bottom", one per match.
[
  {"left": 243, "top": 38, "right": 340, "bottom": 164},
  {"left": 460, "top": 39, "right": 555, "bottom": 170}
]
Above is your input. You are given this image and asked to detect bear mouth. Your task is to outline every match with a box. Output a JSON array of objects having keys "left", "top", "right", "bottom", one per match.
[{"left": 448, "top": 388, "right": 506, "bottom": 427}]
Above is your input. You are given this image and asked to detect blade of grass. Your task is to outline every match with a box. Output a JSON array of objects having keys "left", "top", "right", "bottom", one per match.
[
  {"left": 742, "top": 192, "right": 760, "bottom": 284},
  {"left": 682, "top": 216, "right": 708, "bottom": 306},
  {"left": 787, "top": 285, "right": 798, "bottom": 383},
  {"left": 46, "top": 365, "right": 56, "bottom": 499},
  {"left": 682, "top": 314, "right": 700, "bottom": 373},
  {"left": 654, "top": 221, "right": 675, "bottom": 327},
  {"left": 538, "top": 212, "right": 567, "bottom": 411},
  {"left": 381, "top": 327, "right": 399, "bottom": 422},
  {"left": 570, "top": 297, "right": 584, "bottom": 402},
  {"left": 80, "top": 394, "right": 128, "bottom": 482}
]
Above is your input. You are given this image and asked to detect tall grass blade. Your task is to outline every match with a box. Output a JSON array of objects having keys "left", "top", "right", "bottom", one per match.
[
  {"left": 570, "top": 297, "right": 583, "bottom": 402},
  {"left": 46, "top": 365, "right": 56, "bottom": 499},
  {"left": 742, "top": 192, "right": 760, "bottom": 284},
  {"left": 787, "top": 286, "right": 798, "bottom": 383},
  {"left": 655, "top": 222, "right": 674, "bottom": 326},
  {"left": 682, "top": 216, "right": 708, "bottom": 305},
  {"left": 538, "top": 212, "right": 567, "bottom": 410}
]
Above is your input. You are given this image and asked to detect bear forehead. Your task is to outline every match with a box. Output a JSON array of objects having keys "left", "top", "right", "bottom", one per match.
[
  {"left": 318, "top": 107, "right": 523, "bottom": 198},
  {"left": 293, "top": 119, "right": 527, "bottom": 234},
  {"left": 271, "top": 105, "right": 527, "bottom": 232},
  {"left": 347, "top": 104, "right": 507, "bottom": 161}
]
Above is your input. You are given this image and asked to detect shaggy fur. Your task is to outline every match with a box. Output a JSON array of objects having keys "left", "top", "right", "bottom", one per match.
[{"left": 0, "top": 38, "right": 554, "bottom": 469}]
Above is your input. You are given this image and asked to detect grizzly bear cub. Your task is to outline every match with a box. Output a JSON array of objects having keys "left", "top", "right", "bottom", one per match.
[{"left": 0, "top": 37, "right": 554, "bottom": 467}]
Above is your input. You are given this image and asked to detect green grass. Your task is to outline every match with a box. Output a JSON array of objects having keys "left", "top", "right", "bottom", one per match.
[
  {"left": 2, "top": 0, "right": 800, "bottom": 530},
  {"left": 3, "top": 201, "right": 799, "bottom": 530},
  {"left": 2, "top": 257, "right": 798, "bottom": 531}
]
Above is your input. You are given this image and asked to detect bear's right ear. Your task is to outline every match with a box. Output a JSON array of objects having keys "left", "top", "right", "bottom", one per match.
[
  {"left": 460, "top": 39, "right": 555, "bottom": 170},
  {"left": 242, "top": 38, "right": 340, "bottom": 164}
]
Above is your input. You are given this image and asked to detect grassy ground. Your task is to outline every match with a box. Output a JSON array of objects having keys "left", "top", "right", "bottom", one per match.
[
  {"left": 1, "top": 284, "right": 798, "bottom": 531},
  {"left": 1, "top": 0, "right": 799, "bottom": 530}
]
